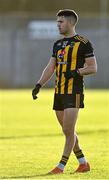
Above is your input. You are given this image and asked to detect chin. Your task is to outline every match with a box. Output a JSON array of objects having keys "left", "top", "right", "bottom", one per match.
[{"left": 59, "top": 31, "right": 65, "bottom": 35}]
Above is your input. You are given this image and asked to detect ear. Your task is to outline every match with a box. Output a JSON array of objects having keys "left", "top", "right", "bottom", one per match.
[{"left": 67, "top": 17, "right": 74, "bottom": 26}]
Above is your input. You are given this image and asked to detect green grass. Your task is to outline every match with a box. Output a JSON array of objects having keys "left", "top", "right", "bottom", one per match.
[{"left": 0, "top": 89, "right": 109, "bottom": 179}]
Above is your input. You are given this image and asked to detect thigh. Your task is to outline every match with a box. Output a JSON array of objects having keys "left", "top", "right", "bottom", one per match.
[
  {"left": 55, "top": 110, "right": 64, "bottom": 127},
  {"left": 63, "top": 108, "right": 79, "bottom": 131}
]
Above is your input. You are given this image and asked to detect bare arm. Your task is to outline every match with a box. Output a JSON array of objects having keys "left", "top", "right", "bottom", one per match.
[
  {"left": 78, "top": 56, "right": 97, "bottom": 76},
  {"left": 37, "top": 57, "right": 56, "bottom": 86}
]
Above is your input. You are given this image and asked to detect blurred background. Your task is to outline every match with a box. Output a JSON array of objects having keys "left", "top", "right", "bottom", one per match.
[{"left": 0, "top": 0, "right": 109, "bottom": 89}]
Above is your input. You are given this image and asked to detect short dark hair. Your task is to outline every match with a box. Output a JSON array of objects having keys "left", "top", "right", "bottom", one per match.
[{"left": 56, "top": 9, "right": 78, "bottom": 25}]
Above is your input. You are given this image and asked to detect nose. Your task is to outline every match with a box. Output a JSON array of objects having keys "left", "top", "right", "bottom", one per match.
[
  {"left": 57, "top": 22, "right": 61, "bottom": 28},
  {"left": 57, "top": 23, "right": 60, "bottom": 28}
]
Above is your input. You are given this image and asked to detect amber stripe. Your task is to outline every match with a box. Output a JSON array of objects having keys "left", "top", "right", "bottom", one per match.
[
  {"left": 76, "top": 152, "right": 83, "bottom": 156},
  {"left": 75, "top": 36, "right": 88, "bottom": 44},
  {"left": 68, "top": 42, "right": 80, "bottom": 94},
  {"left": 76, "top": 94, "right": 80, "bottom": 108},
  {"left": 60, "top": 45, "right": 70, "bottom": 94}
]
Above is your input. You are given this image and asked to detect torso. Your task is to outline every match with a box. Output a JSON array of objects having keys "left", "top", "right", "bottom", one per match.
[{"left": 52, "top": 34, "right": 94, "bottom": 95}]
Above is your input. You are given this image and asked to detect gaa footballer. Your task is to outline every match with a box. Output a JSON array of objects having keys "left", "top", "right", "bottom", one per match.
[{"left": 32, "top": 9, "right": 97, "bottom": 174}]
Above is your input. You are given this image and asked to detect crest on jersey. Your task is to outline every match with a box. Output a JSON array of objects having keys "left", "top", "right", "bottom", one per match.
[
  {"left": 58, "top": 49, "right": 66, "bottom": 59},
  {"left": 62, "top": 41, "right": 68, "bottom": 48}
]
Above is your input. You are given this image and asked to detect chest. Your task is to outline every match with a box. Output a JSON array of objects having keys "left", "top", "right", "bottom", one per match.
[{"left": 56, "top": 42, "right": 82, "bottom": 65}]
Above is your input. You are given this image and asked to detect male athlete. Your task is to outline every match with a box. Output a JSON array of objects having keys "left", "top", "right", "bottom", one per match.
[{"left": 32, "top": 9, "right": 97, "bottom": 174}]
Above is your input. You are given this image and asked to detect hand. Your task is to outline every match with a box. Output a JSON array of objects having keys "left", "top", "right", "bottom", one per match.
[
  {"left": 32, "top": 83, "right": 41, "bottom": 100},
  {"left": 63, "top": 69, "right": 80, "bottom": 79}
]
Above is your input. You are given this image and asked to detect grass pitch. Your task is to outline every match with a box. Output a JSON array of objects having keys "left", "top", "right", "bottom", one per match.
[{"left": 0, "top": 89, "right": 109, "bottom": 179}]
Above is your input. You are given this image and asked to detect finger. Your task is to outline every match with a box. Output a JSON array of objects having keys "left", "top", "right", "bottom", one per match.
[{"left": 33, "top": 95, "right": 38, "bottom": 100}]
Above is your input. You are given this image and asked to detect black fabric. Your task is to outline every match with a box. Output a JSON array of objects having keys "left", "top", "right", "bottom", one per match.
[
  {"left": 52, "top": 34, "right": 95, "bottom": 95},
  {"left": 59, "top": 155, "right": 69, "bottom": 166},
  {"left": 74, "top": 150, "right": 85, "bottom": 159},
  {"left": 32, "top": 83, "right": 41, "bottom": 100},
  {"left": 53, "top": 93, "right": 84, "bottom": 110}
]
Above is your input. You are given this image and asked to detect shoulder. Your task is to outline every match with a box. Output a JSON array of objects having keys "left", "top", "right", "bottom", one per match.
[
  {"left": 75, "top": 35, "right": 94, "bottom": 51},
  {"left": 53, "top": 38, "right": 63, "bottom": 47},
  {"left": 74, "top": 35, "right": 89, "bottom": 44}
]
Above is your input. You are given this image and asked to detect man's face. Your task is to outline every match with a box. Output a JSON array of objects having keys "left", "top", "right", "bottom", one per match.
[{"left": 57, "top": 16, "right": 71, "bottom": 35}]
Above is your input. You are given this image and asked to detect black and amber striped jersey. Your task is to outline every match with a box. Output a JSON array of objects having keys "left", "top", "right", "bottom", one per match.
[{"left": 52, "top": 34, "right": 94, "bottom": 95}]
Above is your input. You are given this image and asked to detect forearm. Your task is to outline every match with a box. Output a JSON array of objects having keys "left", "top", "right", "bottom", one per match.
[
  {"left": 37, "top": 67, "right": 54, "bottom": 86},
  {"left": 32, "top": 59, "right": 55, "bottom": 100}
]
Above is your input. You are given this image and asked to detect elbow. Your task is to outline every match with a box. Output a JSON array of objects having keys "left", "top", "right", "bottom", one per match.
[
  {"left": 95, "top": 63, "right": 97, "bottom": 73},
  {"left": 92, "top": 64, "right": 97, "bottom": 74},
  {"left": 94, "top": 60, "right": 97, "bottom": 73},
  {"left": 46, "top": 66, "right": 55, "bottom": 75},
  {"left": 48, "top": 69, "right": 55, "bottom": 77},
  {"left": 50, "top": 68, "right": 55, "bottom": 75}
]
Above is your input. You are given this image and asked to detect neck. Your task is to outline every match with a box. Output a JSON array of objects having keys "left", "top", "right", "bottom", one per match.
[{"left": 64, "top": 28, "right": 76, "bottom": 38}]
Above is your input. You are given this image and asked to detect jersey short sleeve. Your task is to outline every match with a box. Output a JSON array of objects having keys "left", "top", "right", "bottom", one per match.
[
  {"left": 52, "top": 42, "right": 57, "bottom": 58},
  {"left": 83, "top": 41, "right": 94, "bottom": 58}
]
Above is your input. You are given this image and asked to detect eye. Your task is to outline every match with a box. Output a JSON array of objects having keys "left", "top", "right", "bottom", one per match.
[{"left": 57, "top": 20, "right": 63, "bottom": 23}]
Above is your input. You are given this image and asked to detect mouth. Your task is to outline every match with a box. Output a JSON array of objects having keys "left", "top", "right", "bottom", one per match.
[
  {"left": 58, "top": 27, "right": 64, "bottom": 34},
  {"left": 58, "top": 27, "right": 61, "bottom": 32}
]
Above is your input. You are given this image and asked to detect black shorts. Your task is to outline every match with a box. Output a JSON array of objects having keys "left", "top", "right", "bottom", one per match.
[{"left": 53, "top": 93, "right": 84, "bottom": 110}]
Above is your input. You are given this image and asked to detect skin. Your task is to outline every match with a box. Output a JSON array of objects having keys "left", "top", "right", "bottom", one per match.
[
  {"left": 55, "top": 111, "right": 81, "bottom": 153},
  {"left": 37, "top": 16, "right": 97, "bottom": 158}
]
